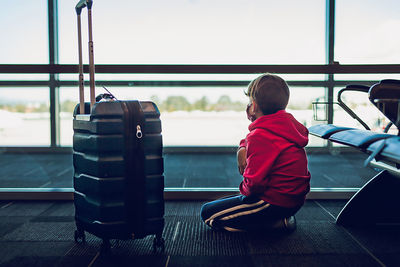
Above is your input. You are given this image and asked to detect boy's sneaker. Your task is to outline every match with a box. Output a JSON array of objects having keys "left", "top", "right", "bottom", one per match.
[{"left": 269, "top": 216, "right": 297, "bottom": 232}]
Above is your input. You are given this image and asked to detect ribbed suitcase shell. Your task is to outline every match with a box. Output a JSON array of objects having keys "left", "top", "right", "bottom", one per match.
[{"left": 72, "top": 100, "right": 164, "bottom": 241}]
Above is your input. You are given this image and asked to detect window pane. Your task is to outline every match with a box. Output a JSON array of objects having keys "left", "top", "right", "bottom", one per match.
[
  {"left": 59, "top": 0, "right": 325, "bottom": 64},
  {"left": 335, "top": 0, "right": 400, "bottom": 63},
  {"left": 333, "top": 87, "right": 390, "bottom": 133},
  {"left": 0, "top": 0, "right": 48, "bottom": 64},
  {"left": 292, "top": 87, "right": 326, "bottom": 147},
  {"left": 0, "top": 88, "right": 50, "bottom": 146},
  {"left": 60, "top": 85, "right": 324, "bottom": 147}
]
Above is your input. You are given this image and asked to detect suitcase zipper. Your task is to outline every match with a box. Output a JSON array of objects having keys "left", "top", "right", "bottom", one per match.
[{"left": 136, "top": 125, "right": 143, "bottom": 139}]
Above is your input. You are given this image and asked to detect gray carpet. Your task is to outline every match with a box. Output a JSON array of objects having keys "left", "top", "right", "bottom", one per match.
[{"left": 0, "top": 200, "right": 398, "bottom": 266}]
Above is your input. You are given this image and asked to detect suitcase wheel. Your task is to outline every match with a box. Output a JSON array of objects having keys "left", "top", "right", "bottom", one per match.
[
  {"left": 74, "top": 229, "right": 86, "bottom": 243},
  {"left": 152, "top": 236, "right": 165, "bottom": 252}
]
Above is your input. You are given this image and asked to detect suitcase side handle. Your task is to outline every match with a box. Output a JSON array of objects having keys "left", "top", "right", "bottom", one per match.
[{"left": 75, "top": 0, "right": 93, "bottom": 15}]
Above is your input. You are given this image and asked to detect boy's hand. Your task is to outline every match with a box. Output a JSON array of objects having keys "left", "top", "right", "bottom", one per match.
[{"left": 237, "top": 147, "right": 247, "bottom": 175}]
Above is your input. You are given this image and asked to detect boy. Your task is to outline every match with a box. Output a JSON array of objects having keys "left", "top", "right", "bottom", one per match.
[{"left": 200, "top": 73, "right": 311, "bottom": 232}]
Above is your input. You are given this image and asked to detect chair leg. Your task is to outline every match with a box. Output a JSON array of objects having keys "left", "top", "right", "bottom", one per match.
[{"left": 336, "top": 170, "right": 400, "bottom": 226}]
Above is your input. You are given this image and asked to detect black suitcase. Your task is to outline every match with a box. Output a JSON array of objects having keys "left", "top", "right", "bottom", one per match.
[{"left": 72, "top": 0, "right": 165, "bottom": 253}]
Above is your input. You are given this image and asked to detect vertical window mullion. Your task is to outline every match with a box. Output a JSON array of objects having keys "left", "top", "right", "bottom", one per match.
[
  {"left": 48, "top": 0, "right": 60, "bottom": 147},
  {"left": 326, "top": 0, "right": 335, "bottom": 126}
]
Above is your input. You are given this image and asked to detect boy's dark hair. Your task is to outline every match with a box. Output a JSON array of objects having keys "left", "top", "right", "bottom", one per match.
[{"left": 245, "top": 73, "right": 290, "bottom": 115}]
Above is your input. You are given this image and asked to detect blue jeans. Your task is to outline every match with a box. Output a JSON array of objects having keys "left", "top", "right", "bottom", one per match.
[{"left": 200, "top": 195, "right": 300, "bottom": 232}]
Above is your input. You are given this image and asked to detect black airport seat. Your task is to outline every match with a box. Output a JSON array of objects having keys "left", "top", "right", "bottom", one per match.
[
  {"left": 308, "top": 124, "right": 355, "bottom": 139},
  {"left": 328, "top": 129, "right": 393, "bottom": 150},
  {"left": 309, "top": 80, "right": 400, "bottom": 227}
]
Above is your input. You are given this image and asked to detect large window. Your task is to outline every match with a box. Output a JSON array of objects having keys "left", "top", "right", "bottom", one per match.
[
  {"left": 1, "top": 0, "right": 399, "bottom": 191},
  {"left": 58, "top": 0, "right": 325, "bottom": 64},
  {"left": 56, "top": 0, "right": 325, "bottom": 147}
]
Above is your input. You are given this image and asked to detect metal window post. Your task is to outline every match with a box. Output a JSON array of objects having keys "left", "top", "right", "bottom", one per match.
[
  {"left": 48, "top": 0, "right": 60, "bottom": 147},
  {"left": 326, "top": 0, "right": 335, "bottom": 125}
]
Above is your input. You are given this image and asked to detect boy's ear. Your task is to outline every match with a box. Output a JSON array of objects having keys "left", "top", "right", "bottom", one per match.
[
  {"left": 252, "top": 100, "right": 264, "bottom": 117},
  {"left": 252, "top": 100, "right": 258, "bottom": 113}
]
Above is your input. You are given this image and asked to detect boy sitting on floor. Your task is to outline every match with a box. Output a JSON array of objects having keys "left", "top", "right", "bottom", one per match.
[{"left": 201, "top": 73, "right": 311, "bottom": 232}]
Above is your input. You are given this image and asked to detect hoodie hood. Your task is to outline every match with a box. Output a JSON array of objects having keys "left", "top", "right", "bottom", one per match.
[{"left": 249, "top": 110, "right": 309, "bottom": 147}]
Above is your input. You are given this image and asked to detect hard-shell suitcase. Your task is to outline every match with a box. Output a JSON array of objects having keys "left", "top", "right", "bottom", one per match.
[{"left": 72, "top": 0, "right": 165, "bottom": 253}]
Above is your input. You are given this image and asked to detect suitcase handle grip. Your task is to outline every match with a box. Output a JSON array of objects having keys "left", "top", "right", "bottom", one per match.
[{"left": 76, "top": 0, "right": 93, "bottom": 15}]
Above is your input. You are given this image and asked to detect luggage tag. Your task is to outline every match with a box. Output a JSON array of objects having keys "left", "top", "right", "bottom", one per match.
[
  {"left": 96, "top": 86, "right": 118, "bottom": 102},
  {"left": 76, "top": 86, "right": 118, "bottom": 121}
]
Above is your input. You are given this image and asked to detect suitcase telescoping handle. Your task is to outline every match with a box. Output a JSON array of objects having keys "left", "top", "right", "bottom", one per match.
[{"left": 76, "top": 0, "right": 96, "bottom": 114}]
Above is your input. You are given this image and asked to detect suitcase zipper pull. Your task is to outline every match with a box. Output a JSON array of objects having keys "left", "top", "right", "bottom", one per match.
[{"left": 136, "top": 125, "right": 143, "bottom": 139}]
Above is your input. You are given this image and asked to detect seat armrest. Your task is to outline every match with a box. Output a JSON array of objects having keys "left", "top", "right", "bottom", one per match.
[
  {"left": 329, "top": 129, "right": 393, "bottom": 150},
  {"left": 308, "top": 124, "right": 355, "bottom": 139}
]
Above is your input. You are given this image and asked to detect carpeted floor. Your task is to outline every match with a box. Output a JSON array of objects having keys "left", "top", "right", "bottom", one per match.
[{"left": 0, "top": 200, "right": 399, "bottom": 267}]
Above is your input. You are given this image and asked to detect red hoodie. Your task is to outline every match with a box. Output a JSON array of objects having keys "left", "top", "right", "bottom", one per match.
[{"left": 239, "top": 110, "right": 311, "bottom": 208}]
